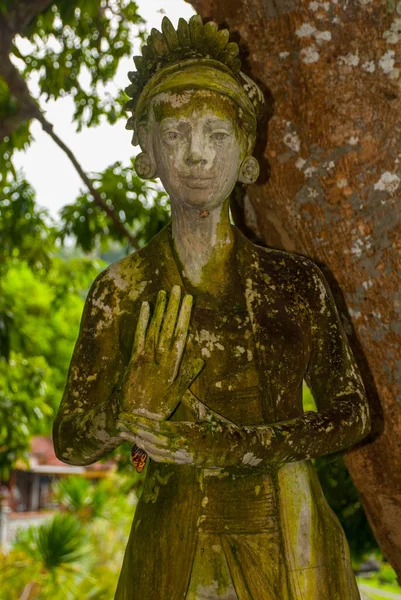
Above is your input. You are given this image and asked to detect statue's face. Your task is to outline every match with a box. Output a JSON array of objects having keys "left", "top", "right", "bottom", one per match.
[{"left": 150, "top": 92, "right": 245, "bottom": 210}]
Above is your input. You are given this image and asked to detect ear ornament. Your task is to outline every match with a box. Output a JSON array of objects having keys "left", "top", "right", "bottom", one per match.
[
  {"left": 135, "top": 152, "right": 157, "bottom": 179},
  {"left": 238, "top": 156, "right": 260, "bottom": 184}
]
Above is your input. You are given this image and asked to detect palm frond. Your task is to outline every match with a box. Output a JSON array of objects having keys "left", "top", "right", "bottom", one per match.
[{"left": 17, "top": 513, "right": 87, "bottom": 572}]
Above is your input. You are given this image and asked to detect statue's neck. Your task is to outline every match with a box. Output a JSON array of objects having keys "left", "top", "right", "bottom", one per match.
[{"left": 171, "top": 199, "right": 235, "bottom": 293}]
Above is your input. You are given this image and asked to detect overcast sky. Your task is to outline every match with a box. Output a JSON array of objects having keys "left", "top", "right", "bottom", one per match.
[{"left": 13, "top": 0, "right": 195, "bottom": 218}]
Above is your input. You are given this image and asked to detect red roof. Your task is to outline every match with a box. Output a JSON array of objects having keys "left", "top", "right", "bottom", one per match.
[
  {"left": 27, "top": 436, "right": 114, "bottom": 471},
  {"left": 31, "top": 436, "right": 63, "bottom": 466}
]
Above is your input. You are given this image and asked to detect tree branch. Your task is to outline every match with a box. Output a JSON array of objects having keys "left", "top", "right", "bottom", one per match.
[
  {"left": 38, "top": 116, "right": 140, "bottom": 249},
  {"left": 0, "top": 0, "right": 54, "bottom": 48},
  {"left": 0, "top": 55, "right": 139, "bottom": 249},
  {"left": 0, "top": 105, "right": 37, "bottom": 140}
]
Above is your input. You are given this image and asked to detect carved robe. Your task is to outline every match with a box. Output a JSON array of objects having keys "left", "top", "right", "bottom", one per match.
[{"left": 55, "top": 225, "right": 365, "bottom": 600}]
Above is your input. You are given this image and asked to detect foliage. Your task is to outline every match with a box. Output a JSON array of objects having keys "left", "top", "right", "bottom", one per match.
[
  {"left": 0, "top": 0, "right": 170, "bottom": 256},
  {"left": 0, "top": 474, "right": 137, "bottom": 599},
  {"left": 0, "top": 157, "right": 169, "bottom": 477},
  {"left": 0, "top": 178, "right": 105, "bottom": 478},
  {"left": 16, "top": 512, "right": 87, "bottom": 572},
  {"left": 0, "top": 175, "right": 56, "bottom": 270},
  {"left": 302, "top": 382, "right": 317, "bottom": 412},
  {"left": 0, "top": 0, "right": 172, "bottom": 478},
  {"left": 1, "top": 0, "right": 145, "bottom": 174},
  {"left": 357, "top": 563, "right": 401, "bottom": 598},
  {"left": 376, "top": 563, "right": 399, "bottom": 586},
  {"left": 0, "top": 353, "right": 53, "bottom": 480},
  {"left": 54, "top": 476, "right": 108, "bottom": 521},
  {"left": 59, "top": 159, "right": 170, "bottom": 253}
]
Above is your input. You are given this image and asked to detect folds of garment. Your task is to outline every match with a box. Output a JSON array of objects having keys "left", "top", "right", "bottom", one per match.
[{"left": 277, "top": 461, "right": 361, "bottom": 600}]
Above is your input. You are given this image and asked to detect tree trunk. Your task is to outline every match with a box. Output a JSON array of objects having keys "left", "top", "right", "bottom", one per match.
[{"left": 188, "top": 0, "right": 401, "bottom": 577}]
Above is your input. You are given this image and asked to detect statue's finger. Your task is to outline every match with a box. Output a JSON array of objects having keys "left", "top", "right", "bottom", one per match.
[
  {"left": 171, "top": 294, "right": 193, "bottom": 379},
  {"left": 118, "top": 412, "right": 160, "bottom": 433},
  {"left": 144, "top": 290, "right": 167, "bottom": 357},
  {"left": 126, "top": 425, "right": 172, "bottom": 450},
  {"left": 119, "top": 411, "right": 192, "bottom": 443},
  {"left": 131, "top": 302, "right": 150, "bottom": 361},
  {"left": 132, "top": 435, "right": 180, "bottom": 462},
  {"left": 147, "top": 451, "right": 183, "bottom": 465},
  {"left": 147, "top": 446, "right": 192, "bottom": 465},
  {"left": 132, "top": 437, "right": 157, "bottom": 456},
  {"left": 171, "top": 448, "right": 193, "bottom": 464},
  {"left": 132, "top": 427, "right": 170, "bottom": 447},
  {"left": 117, "top": 412, "right": 140, "bottom": 426},
  {"left": 119, "top": 431, "right": 138, "bottom": 443},
  {"left": 122, "top": 419, "right": 183, "bottom": 447},
  {"left": 158, "top": 285, "right": 181, "bottom": 355}
]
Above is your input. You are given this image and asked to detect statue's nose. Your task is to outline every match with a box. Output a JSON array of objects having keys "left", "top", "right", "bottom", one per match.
[
  {"left": 185, "top": 135, "right": 207, "bottom": 165},
  {"left": 186, "top": 151, "right": 206, "bottom": 165}
]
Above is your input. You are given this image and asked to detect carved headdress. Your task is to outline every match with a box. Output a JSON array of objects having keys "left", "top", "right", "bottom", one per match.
[{"left": 125, "top": 15, "right": 265, "bottom": 147}]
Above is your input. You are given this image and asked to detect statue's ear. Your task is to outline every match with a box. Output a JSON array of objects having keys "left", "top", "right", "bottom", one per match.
[
  {"left": 135, "top": 152, "right": 158, "bottom": 180},
  {"left": 238, "top": 156, "right": 260, "bottom": 184}
]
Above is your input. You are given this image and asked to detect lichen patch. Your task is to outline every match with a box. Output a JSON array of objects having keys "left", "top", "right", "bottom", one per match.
[
  {"left": 296, "top": 23, "right": 316, "bottom": 38},
  {"left": 379, "top": 50, "right": 396, "bottom": 75},
  {"left": 338, "top": 53, "right": 360, "bottom": 67},
  {"left": 374, "top": 171, "right": 400, "bottom": 194},
  {"left": 284, "top": 131, "right": 301, "bottom": 153},
  {"left": 383, "top": 18, "right": 401, "bottom": 45},
  {"left": 362, "top": 60, "right": 376, "bottom": 73},
  {"left": 300, "top": 45, "right": 320, "bottom": 64},
  {"left": 242, "top": 452, "right": 263, "bottom": 466}
]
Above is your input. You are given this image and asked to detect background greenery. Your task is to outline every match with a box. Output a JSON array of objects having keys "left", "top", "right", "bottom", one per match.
[{"left": 0, "top": 0, "right": 399, "bottom": 598}]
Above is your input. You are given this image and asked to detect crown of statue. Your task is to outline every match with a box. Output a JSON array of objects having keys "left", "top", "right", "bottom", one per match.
[{"left": 125, "top": 15, "right": 264, "bottom": 141}]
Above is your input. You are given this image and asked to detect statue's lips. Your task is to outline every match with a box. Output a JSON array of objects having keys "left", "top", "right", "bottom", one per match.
[{"left": 180, "top": 175, "right": 214, "bottom": 189}]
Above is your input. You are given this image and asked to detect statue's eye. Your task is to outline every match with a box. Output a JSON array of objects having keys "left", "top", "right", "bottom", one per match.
[
  {"left": 211, "top": 131, "right": 230, "bottom": 141},
  {"left": 163, "top": 131, "right": 180, "bottom": 142}
]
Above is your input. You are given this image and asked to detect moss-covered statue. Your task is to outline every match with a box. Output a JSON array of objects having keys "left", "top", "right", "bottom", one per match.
[{"left": 54, "top": 15, "right": 371, "bottom": 600}]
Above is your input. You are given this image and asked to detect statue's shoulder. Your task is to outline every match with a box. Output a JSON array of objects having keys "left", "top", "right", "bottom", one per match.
[
  {"left": 236, "top": 230, "right": 325, "bottom": 304},
  {"left": 237, "top": 228, "right": 320, "bottom": 280},
  {"left": 89, "top": 226, "right": 169, "bottom": 304}
]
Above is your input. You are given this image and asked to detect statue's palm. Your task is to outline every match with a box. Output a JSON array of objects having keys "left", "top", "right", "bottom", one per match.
[{"left": 120, "top": 286, "right": 203, "bottom": 421}]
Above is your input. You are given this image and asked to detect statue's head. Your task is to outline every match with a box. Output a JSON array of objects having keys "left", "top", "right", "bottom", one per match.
[{"left": 125, "top": 16, "right": 264, "bottom": 210}]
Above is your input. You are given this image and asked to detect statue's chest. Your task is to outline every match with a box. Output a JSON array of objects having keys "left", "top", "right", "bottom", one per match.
[{"left": 185, "top": 303, "right": 265, "bottom": 425}]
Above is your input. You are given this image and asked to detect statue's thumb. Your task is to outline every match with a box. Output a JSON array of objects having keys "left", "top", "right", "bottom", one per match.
[{"left": 176, "top": 357, "right": 204, "bottom": 392}]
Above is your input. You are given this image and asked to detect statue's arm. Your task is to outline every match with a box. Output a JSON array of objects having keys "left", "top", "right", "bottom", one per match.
[
  {"left": 243, "top": 262, "right": 371, "bottom": 465},
  {"left": 53, "top": 270, "right": 125, "bottom": 466}
]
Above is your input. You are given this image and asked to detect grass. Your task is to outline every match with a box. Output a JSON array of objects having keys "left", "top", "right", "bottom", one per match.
[{"left": 358, "top": 573, "right": 401, "bottom": 600}]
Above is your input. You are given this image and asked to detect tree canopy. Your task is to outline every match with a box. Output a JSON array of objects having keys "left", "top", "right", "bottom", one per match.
[
  {"left": 0, "top": 0, "right": 171, "bottom": 479},
  {"left": 0, "top": 0, "right": 169, "bottom": 251}
]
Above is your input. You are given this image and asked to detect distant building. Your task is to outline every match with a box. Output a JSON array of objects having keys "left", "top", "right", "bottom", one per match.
[
  {"left": 9, "top": 436, "right": 114, "bottom": 513},
  {"left": 0, "top": 436, "right": 114, "bottom": 549}
]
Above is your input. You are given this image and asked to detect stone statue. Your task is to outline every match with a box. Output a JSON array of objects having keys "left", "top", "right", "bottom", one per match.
[{"left": 53, "top": 15, "right": 371, "bottom": 600}]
